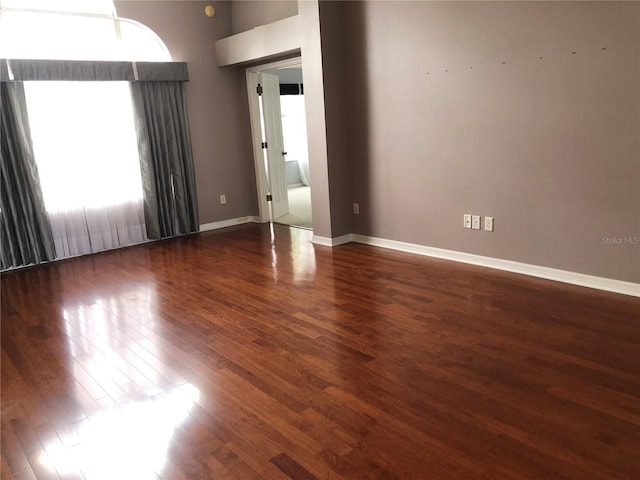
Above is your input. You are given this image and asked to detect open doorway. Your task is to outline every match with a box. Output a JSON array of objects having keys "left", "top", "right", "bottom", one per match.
[
  {"left": 264, "top": 65, "right": 311, "bottom": 229},
  {"left": 246, "top": 58, "right": 312, "bottom": 230}
]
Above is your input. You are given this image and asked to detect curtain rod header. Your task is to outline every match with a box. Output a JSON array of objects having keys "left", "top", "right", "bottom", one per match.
[{"left": 0, "top": 59, "right": 189, "bottom": 82}]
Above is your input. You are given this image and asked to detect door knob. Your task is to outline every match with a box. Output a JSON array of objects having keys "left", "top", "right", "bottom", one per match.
[{"left": 282, "top": 151, "right": 288, "bottom": 156}]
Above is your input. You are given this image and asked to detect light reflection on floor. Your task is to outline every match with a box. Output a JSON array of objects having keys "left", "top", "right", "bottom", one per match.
[
  {"left": 44, "top": 283, "right": 200, "bottom": 478},
  {"left": 40, "top": 383, "right": 199, "bottom": 479},
  {"left": 31, "top": 229, "right": 315, "bottom": 478},
  {"left": 289, "top": 227, "right": 316, "bottom": 285}
]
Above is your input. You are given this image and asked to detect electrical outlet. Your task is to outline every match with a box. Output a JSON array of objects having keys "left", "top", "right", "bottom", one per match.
[
  {"left": 463, "top": 214, "right": 472, "bottom": 229},
  {"left": 472, "top": 215, "right": 481, "bottom": 230},
  {"left": 353, "top": 203, "right": 360, "bottom": 215},
  {"left": 220, "top": 194, "right": 227, "bottom": 205},
  {"left": 484, "top": 216, "right": 494, "bottom": 232}
]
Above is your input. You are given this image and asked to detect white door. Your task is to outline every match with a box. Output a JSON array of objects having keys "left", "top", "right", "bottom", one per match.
[{"left": 259, "top": 72, "right": 289, "bottom": 220}]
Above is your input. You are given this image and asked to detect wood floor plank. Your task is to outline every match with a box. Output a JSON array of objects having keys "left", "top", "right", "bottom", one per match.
[
  {"left": 2, "top": 223, "right": 639, "bottom": 479},
  {"left": 1, "top": 410, "right": 38, "bottom": 480}
]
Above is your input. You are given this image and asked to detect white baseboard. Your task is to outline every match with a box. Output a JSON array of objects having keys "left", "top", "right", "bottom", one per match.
[
  {"left": 312, "top": 233, "right": 353, "bottom": 247},
  {"left": 321, "top": 233, "right": 638, "bottom": 297},
  {"left": 199, "top": 216, "right": 259, "bottom": 232},
  {"left": 220, "top": 222, "right": 637, "bottom": 296}
]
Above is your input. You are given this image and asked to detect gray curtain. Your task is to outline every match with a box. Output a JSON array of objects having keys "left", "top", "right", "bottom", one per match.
[
  {"left": 0, "top": 82, "right": 55, "bottom": 269},
  {"left": 130, "top": 81, "right": 199, "bottom": 239},
  {"left": 1, "top": 59, "right": 188, "bottom": 82}
]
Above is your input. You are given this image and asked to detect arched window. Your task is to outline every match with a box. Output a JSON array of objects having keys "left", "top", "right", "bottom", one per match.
[
  {"left": 0, "top": 0, "right": 171, "bottom": 61},
  {"left": 1, "top": 1, "right": 197, "bottom": 266}
]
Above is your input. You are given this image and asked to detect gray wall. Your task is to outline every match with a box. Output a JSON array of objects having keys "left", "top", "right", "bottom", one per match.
[
  {"left": 286, "top": 160, "right": 301, "bottom": 185},
  {"left": 117, "top": 1, "right": 639, "bottom": 284},
  {"left": 342, "top": 1, "right": 640, "bottom": 283},
  {"left": 230, "top": 0, "right": 297, "bottom": 34},
  {"left": 115, "top": 1, "right": 258, "bottom": 225},
  {"left": 319, "top": 1, "right": 352, "bottom": 238}
]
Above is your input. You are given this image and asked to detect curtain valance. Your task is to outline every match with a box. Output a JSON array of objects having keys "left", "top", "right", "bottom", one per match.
[{"left": 0, "top": 59, "right": 189, "bottom": 82}]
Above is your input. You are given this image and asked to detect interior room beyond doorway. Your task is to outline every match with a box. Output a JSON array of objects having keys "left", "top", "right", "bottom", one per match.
[{"left": 264, "top": 65, "right": 312, "bottom": 230}]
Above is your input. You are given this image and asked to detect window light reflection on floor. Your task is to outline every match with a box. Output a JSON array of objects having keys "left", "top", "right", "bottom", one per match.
[
  {"left": 51, "top": 284, "right": 200, "bottom": 477},
  {"left": 39, "top": 384, "right": 200, "bottom": 479}
]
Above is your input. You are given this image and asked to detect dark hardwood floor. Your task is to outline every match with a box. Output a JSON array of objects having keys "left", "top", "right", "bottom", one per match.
[{"left": 1, "top": 223, "right": 639, "bottom": 480}]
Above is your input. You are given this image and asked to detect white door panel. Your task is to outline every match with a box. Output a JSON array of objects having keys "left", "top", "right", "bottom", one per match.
[{"left": 259, "top": 73, "right": 289, "bottom": 220}]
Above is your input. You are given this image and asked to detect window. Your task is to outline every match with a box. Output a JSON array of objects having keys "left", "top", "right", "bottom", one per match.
[
  {"left": 1, "top": 0, "right": 172, "bottom": 257},
  {"left": 0, "top": 0, "right": 170, "bottom": 61},
  {"left": 25, "top": 82, "right": 143, "bottom": 213}
]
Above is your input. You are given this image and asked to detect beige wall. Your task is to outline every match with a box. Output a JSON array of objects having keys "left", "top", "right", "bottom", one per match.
[
  {"left": 342, "top": 1, "right": 640, "bottom": 283},
  {"left": 230, "top": 0, "right": 297, "bottom": 34},
  {"left": 115, "top": 1, "right": 258, "bottom": 226}
]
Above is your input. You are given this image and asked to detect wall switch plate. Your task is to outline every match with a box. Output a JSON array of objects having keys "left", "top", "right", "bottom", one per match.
[
  {"left": 464, "top": 214, "right": 472, "bottom": 229},
  {"left": 220, "top": 194, "right": 227, "bottom": 205},
  {"left": 353, "top": 203, "right": 360, "bottom": 215},
  {"left": 472, "top": 215, "right": 481, "bottom": 230},
  {"left": 484, "top": 216, "right": 494, "bottom": 231}
]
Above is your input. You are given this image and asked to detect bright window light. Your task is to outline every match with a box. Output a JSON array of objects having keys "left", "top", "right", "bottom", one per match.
[
  {"left": 280, "top": 95, "right": 309, "bottom": 164},
  {"left": 0, "top": 0, "right": 170, "bottom": 61},
  {"left": 24, "top": 82, "right": 143, "bottom": 212},
  {"left": 0, "top": 0, "right": 115, "bottom": 15},
  {"left": 2, "top": 0, "right": 172, "bottom": 257},
  {"left": 40, "top": 384, "right": 200, "bottom": 478}
]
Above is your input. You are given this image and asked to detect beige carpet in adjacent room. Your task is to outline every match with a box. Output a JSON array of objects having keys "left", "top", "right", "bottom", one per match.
[{"left": 274, "top": 185, "right": 312, "bottom": 229}]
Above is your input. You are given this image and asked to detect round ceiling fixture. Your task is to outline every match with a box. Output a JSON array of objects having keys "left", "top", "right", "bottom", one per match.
[{"left": 204, "top": 5, "right": 215, "bottom": 18}]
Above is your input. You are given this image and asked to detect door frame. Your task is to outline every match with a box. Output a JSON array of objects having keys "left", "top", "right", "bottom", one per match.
[{"left": 246, "top": 56, "right": 302, "bottom": 223}]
